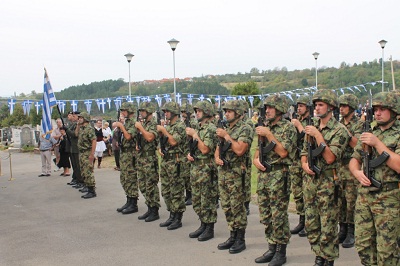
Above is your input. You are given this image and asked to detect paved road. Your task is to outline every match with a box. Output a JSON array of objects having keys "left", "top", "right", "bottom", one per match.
[{"left": 0, "top": 151, "right": 361, "bottom": 266}]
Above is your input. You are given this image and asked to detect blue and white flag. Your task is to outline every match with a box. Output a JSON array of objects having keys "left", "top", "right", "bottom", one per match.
[
  {"left": 42, "top": 68, "right": 57, "bottom": 138},
  {"left": 8, "top": 99, "right": 16, "bottom": 115},
  {"left": 114, "top": 97, "right": 122, "bottom": 110},
  {"left": 70, "top": 100, "right": 78, "bottom": 112},
  {"left": 99, "top": 98, "right": 106, "bottom": 113},
  {"left": 35, "top": 101, "right": 42, "bottom": 115},
  {"left": 84, "top": 100, "right": 92, "bottom": 114},
  {"left": 106, "top": 98, "right": 112, "bottom": 109}
]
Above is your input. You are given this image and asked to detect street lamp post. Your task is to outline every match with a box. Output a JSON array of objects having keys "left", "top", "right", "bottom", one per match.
[
  {"left": 124, "top": 53, "right": 134, "bottom": 97},
  {"left": 378, "top": 40, "right": 387, "bottom": 92},
  {"left": 313, "top": 52, "right": 320, "bottom": 90},
  {"left": 167, "top": 38, "right": 179, "bottom": 102}
]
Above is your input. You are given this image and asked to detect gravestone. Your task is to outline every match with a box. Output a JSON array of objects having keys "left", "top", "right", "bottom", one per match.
[
  {"left": 20, "top": 126, "right": 33, "bottom": 147},
  {"left": 11, "top": 128, "right": 21, "bottom": 148}
]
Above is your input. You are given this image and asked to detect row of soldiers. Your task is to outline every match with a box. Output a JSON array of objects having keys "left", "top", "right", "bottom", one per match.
[{"left": 63, "top": 90, "right": 399, "bottom": 266}]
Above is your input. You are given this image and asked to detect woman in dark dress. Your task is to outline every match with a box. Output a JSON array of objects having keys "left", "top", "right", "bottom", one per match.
[{"left": 57, "top": 127, "right": 71, "bottom": 176}]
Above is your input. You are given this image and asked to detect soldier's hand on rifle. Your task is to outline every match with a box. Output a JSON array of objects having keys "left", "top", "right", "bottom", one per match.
[
  {"left": 135, "top": 121, "right": 143, "bottom": 131},
  {"left": 215, "top": 157, "right": 224, "bottom": 166},
  {"left": 187, "top": 153, "right": 195, "bottom": 162},
  {"left": 359, "top": 132, "right": 380, "bottom": 148},
  {"left": 302, "top": 161, "right": 315, "bottom": 176},
  {"left": 216, "top": 128, "right": 227, "bottom": 139},
  {"left": 351, "top": 166, "right": 371, "bottom": 187},
  {"left": 157, "top": 125, "right": 166, "bottom": 134},
  {"left": 304, "top": 125, "right": 319, "bottom": 137},
  {"left": 253, "top": 156, "right": 266, "bottom": 172},
  {"left": 186, "top": 128, "right": 196, "bottom": 137},
  {"left": 255, "top": 126, "right": 270, "bottom": 137},
  {"left": 115, "top": 122, "right": 124, "bottom": 129}
]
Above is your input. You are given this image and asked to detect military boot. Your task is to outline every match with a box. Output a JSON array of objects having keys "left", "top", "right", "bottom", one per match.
[
  {"left": 198, "top": 223, "right": 214, "bottom": 241},
  {"left": 229, "top": 228, "right": 246, "bottom": 254},
  {"left": 81, "top": 186, "right": 96, "bottom": 199},
  {"left": 121, "top": 197, "right": 138, "bottom": 214},
  {"left": 290, "top": 215, "right": 305, "bottom": 234},
  {"left": 160, "top": 212, "right": 175, "bottom": 227},
  {"left": 314, "top": 256, "right": 325, "bottom": 266},
  {"left": 185, "top": 190, "right": 192, "bottom": 206},
  {"left": 269, "top": 244, "right": 287, "bottom": 266},
  {"left": 244, "top": 201, "right": 250, "bottom": 216},
  {"left": 255, "top": 243, "right": 276, "bottom": 263},
  {"left": 189, "top": 222, "right": 206, "bottom": 238},
  {"left": 298, "top": 227, "right": 307, "bottom": 237},
  {"left": 218, "top": 230, "right": 237, "bottom": 250},
  {"left": 338, "top": 223, "right": 347, "bottom": 243},
  {"left": 138, "top": 205, "right": 150, "bottom": 220},
  {"left": 145, "top": 207, "right": 160, "bottom": 222},
  {"left": 117, "top": 196, "right": 131, "bottom": 212},
  {"left": 79, "top": 186, "right": 88, "bottom": 193},
  {"left": 167, "top": 212, "right": 183, "bottom": 230},
  {"left": 342, "top": 223, "right": 355, "bottom": 248}
]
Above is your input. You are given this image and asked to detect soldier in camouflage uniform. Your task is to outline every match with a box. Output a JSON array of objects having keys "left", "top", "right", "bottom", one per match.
[
  {"left": 186, "top": 100, "right": 218, "bottom": 241},
  {"left": 289, "top": 95, "right": 310, "bottom": 237},
  {"left": 75, "top": 112, "right": 97, "bottom": 199},
  {"left": 300, "top": 89, "right": 350, "bottom": 266},
  {"left": 114, "top": 102, "right": 139, "bottom": 215},
  {"left": 253, "top": 95, "right": 297, "bottom": 265},
  {"left": 180, "top": 102, "right": 198, "bottom": 206},
  {"left": 338, "top": 93, "right": 364, "bottom": 248},
  {"left": 349, "top": 91, "right": 400, "bottom": 266},
  {"left": 215, "top": 100, "right": 253, "bottom": 254},
  {"left": 135, "top": 101, "right": 161, "bottom": 222},
  {"left": 157, "top": 101, "right": 187, "bottom": 230},
  {"left": 239, "top": 99, "right": 255, "bottom": 216}
]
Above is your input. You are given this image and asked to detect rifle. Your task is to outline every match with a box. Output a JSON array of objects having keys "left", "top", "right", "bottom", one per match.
[
  {"left": 217, "top": 105, "right": 231, "bottom": 167},
  {"left": 136, "top": 109, "right": 143, "bottom": 150},
  {"left": 156, "top": 105, "right": 168, "bottom": 155},
  {"left": 257, "top": 102, "right": 276, "bottom": 171},
  {"left": 306, "top": 100, "right": 326, "bottom": 177},
  {"left": 185, "top": 104, "right": 198, "bottom": 160},
  {"left": 360, "top": 90, "right": 389, "bottom": 191}
]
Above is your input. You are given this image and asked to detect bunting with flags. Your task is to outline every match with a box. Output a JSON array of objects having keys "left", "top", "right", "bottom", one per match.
[{"left": 42, "top": 68, "right": 57, "bottom": 137}]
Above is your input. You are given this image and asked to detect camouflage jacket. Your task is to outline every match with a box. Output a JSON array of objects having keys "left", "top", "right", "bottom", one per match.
[
  {"left": 258, "top": 118, "right": 297, "bottom": 165},
  {"left": 352, "top": 119, "right": 400, "bottom": 183},
  {"left": 164, "top": 119, "right": 186, "bottom": 155},
  {"left": 78, "top": 123, "right": 96, "bottom": 153},
  {"left": 138, "top": 116, "right": 158, "bottom": 155},
  {"left": 222, "top": 119, "right": 253, "bottom": 165},
  {"left": 301, "top": 116, "right": 350, "bottom": 171},
  {"left": 192, "top": 120, "right": 217, "bottom": 161},
  {"left": 121, "top": 117, "right": 137, "bottom": 150}
]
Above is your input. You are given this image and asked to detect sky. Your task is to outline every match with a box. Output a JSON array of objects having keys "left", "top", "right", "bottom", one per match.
[{"left": 1, "top": 0, "right": 399, "bottom": 97}]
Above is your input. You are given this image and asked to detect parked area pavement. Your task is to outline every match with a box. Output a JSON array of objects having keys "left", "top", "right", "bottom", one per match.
[{"left": 0, "top": 151, "right": 361, "bottom": 266}]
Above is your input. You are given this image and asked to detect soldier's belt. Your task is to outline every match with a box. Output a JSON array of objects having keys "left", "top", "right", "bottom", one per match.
[
  {"left": 376, "top": 182, "right": 400, "bottom": 192},
  {"left": 321, "top": 169, "right": 334, "bottom": 177},
  {"left": 193, "top": 158, "right": 212, "bottom": 166},
  {"left": 140, "top": 150, "right": 156, "bottom": 157},
  {"left": 267, "top": 164, "right": 288, "bottom": 172}
]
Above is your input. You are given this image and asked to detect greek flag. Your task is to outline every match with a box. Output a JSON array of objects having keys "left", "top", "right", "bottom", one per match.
[{"left": 42, "top": 68, "right": 57, "bottom": 138}]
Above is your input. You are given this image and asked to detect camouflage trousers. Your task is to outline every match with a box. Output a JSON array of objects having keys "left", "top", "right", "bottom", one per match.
[
  {"left": 218, "top": 166, "right": 247, "bottom": 231},
  {"left": 79, "top": 150, "right": 95, "bottom": 187},
  {"left": 190, "top": 161, "right": 218, "bottom": 223},
  {"left": 355, "top": 188, "right": 400, "bottom": 266},
  {"left": 257, "top": 168, "right": 291, "bottom": 244},
  {"left": 181, "top": 160, "right": 191, "bottom": 192},
  {"left": 289, "top": 163, "right": 305, "bottom": 216},
  {"left": 119, "top": 149, "right": 138, "bottom": 198},
  {"left": 303, "top": 172, "right": 340, "bottom": 261},
  {"left": 137, "top": 153, "right": 160, "bottom": 208},
  {"left": 160, "top": 156, "right": 186, "bottom": 213},
  {"left": 338, "top": 164, "right": 357, "bottom": 224}
]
